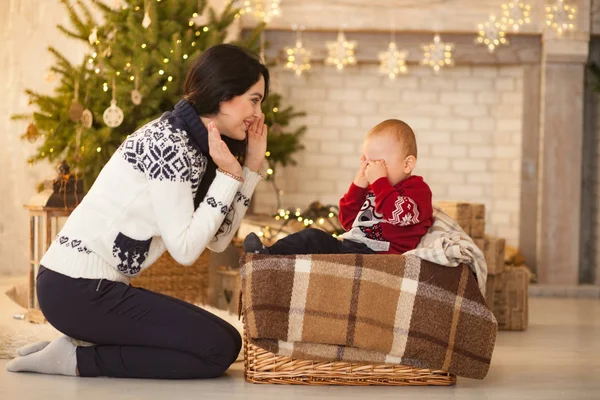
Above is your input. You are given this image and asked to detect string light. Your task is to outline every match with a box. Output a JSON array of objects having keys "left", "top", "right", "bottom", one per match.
[
  {"left": 141, "top": 43, "right": 147, "bottom": 48},
  {"left": 379, "top": 41, "right": 408, "bottom": 79},
  {"left": 96, "top": 147, "right": 102, "bottom": 152},
  {"left": 545, "top": 0, "right": 577, "bottom": 35},
  {"left": 284, "top": 26, "right": 311, "bottom": 76},
  {"left": 325, "top": 30, "right": 357, "bottom": 71},
  {"left": 501, "top": 1, "right": 531, "bottom": 32},
  {"left": 163, "top": 58, "right": 169, "bottom": 63},
  {"left": 273, "top": 107, "right": 278, "bottom": 112},
  {"left": 240, "top": 0, "right": 281, "bottom": 23},
  {"left": 162, "top": 86, "right": 167, "bottom": 91},
  {"left": 167, "top": 76, "right": 173, "bottom": 82},
  {"left": 183, "top": 54, "right": 188, "bottom": 59},
  {"left": 422, "top": 34, "right": 454, "bottom": 73},
  {"left": 159, "top": 69, "right": 164, "bottom": 75},
  {"left": 476, "top": 15, "right": 509, "bottom": 53}
]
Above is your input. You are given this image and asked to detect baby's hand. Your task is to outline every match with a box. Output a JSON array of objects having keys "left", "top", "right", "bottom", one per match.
[
  {"left": 365, "top": 160, "right": 387, "bottom": 184},
  {"left": 353, "top": 155, "right": 368, "bottom": 188}
]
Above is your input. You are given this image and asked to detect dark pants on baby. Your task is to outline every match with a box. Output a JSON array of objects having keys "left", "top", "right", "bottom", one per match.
[
  {"left": 267, "top": 228, "right": 375, "bottom": 255},
  {"left": 36, "top": 266, "right": 241, "bottom": 379}
]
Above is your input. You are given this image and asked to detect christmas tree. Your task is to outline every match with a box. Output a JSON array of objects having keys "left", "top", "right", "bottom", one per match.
[{"left": 14, "top": 0, "right": 305, "bottom": 196}]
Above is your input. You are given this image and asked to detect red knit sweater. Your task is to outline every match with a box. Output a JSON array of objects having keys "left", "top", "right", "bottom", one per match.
[{"left": 338, "top": 175, "right": 434, "bottom": 254}]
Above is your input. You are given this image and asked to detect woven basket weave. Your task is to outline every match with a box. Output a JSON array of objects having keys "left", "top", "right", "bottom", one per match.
[
  {"left": 243, "top": 328, "right": 456, "bottom": 386},
  {"left": 130, "top": 251, "right": 209, "bottom": 304}
]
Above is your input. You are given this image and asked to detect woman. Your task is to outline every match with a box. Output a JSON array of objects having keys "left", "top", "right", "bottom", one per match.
[{"left": 7, "top": 44, "right": 268, "bottom": 379}]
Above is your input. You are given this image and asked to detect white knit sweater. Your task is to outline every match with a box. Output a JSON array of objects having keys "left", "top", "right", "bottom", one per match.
[{"left": 40, "top": 100, "right": 262, "bottom": 283}]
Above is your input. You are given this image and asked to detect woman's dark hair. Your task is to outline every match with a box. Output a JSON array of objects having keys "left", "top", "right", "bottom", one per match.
[{"left": 183, "top": 44, "right": 270, "bottom": 208}]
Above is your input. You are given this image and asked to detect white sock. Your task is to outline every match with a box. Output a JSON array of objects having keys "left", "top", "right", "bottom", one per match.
[
  {"left": 7, "top": 336, "right": 77, "bottom": 376},
  {"left": 17, "top": 340, "right": 51, "bottom": 356}
]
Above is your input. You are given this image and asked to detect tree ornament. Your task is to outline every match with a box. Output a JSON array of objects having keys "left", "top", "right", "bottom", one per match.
[{"left": 103, "top": 78, "right": 124, "bottom": 128}]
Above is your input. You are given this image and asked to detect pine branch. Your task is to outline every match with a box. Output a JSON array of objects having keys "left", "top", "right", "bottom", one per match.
[
  {"left": 58, "top": 0, "right": 88, "bottom": 38},
  {"left": 57, "top": 25, "right": 88, "bottom": 41},
  {"left": 90, "top": 0, "right": 116, "bottom": 15},
  {"left": 76, "top": 0, "right": 97, "bottom": 28}
]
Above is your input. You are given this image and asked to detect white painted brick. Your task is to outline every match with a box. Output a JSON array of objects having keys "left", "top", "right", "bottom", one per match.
[
  {"left": 494, "top": 146, "right": 520, "bottom": 159},
  {"left": 320, "top": 141, "right": 355, "bottom": 154},
  {"left": 301, "top": 101, "right": 341, "bottom": 114},
  {"left": 440, "top": 92, "right": 476, "bottom": 105},
  {"left": 318, "top": 168, "right": 354, "bottom": 181},
  {"left": 457, "top": 78, "right": 494, "bottom": 91},
  {"left": 303, "top": 154, "right": 339, "bottom": 167},
  {"left": 452, "top": 159, "right": 488, "bottom": 171},
  {"left": 453, "top": 105, "right": 488, "bottom": 118},
  {"left": 401, "top": 91, "right": 438, "bottom": 103},
  {"left": 417, "top": 157, "right": 451, "bottom": 171},
  {"left": 432, "top": 145, "right": 467, "bottom": 157},
  {"left": 305, "top": 73, "right": 345, "bottom": 87},
  {"left": 472, "top": 67, "right": 499, "bottom": 78},
  {"left": 308, "top": 180, "right": 340, "bottom": 194},
  {"left": 500, "top": 92, "right": 522, "bottom": 105},
  {"left": 452, "top": 132, "right": 491, "bottom": 145},
  {"left": 445, "top": 67, "right": 472, "bottom": 77},
  {"left": 323, "top": 115, "right": 359, "bottom": 128},
  {"left": 388, "top": 76, "right": 420, "bottom": 89},
  {"left": 302, "top": 115, "right": 323, "bottom": 127},
  {"left": 472, "top": 118, "right": 496, "bottom": 131},
  {"left": 499, "top": 67, "right": 523, "bottom": 77},
  {"left": 490, "top": 212, "right": 511, "bottom": 225},
  {"left": 434, "top": 118, "right": 471, "bottom": 131},
  {"left": 403, "top": 117, "right": 434, "bottom": 130},
  {"left": 466, "top": 172, "right": 494, "bottom": 183},
  {"left": 468, "top": 146, "right": 494, "bottom": 159},
  {"left": 365, "top": 88, "right": 401, "bottom": 102},
  {"left": 337, "top": 181, "right": 353, "bottom": 194},
  {"left": 491, "top": 172, "right": 519, "bottom": 185},
  {"left": 418, "top": 131, "right": 451, "bottom": 144},
  {"left": 494, "top": 199, "right": 520, "bottom": 212},
  {"left": 425, "top": 172, "right": 466, "bottom": 184},
  {"left": 341, "top": 101, "right": 378, "bottom": 115},
  {"left": 448, "top": 184, "right": 485, "bottom": 199},
  {"left": 495, "top": 77, "right": 515, "bottom": 91},
  {"left": 291, "top": 87, "right": 328, "bottom": 100},
  {"left": 417, "top": 144, "right": 430, "bottom": 157},
  {"left": 419, "top": 77, "right": 456, "bottom": 90},
  {"left": 342, "top": 75, "right": 382, "bottom": 88},
  {"left": 328, "top": 88, "right": 363, "bottom": 101},
  {"left": 477, "top": 92, "right": 500, "bottom": 105},
  {"left": 340, "top": 155, "right": 362, "bottom": 169},
  {"left": 512, "top": 159, "right": 521, "bottom": 173},
  {"left": 491, "top": 105, "right": 521, "bottom": 119},
  {"left": 410, "top": 66, "right": 434, "bottom": 77},
  {"left": 497, "top": 119, "right": 522, "bottom": 131},
  {"left": 305, "top": 128, "right": 340, "bottom": 140},
  {"left": 360, "top": 115, "right": 386, "bottom": 129}
]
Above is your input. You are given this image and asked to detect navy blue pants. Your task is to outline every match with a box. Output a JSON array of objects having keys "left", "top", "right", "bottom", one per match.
[
  {"left": 267, "top": 228, "right": 375, "bottom": 255},
  {"left": 36, "top": 266, "right": 241, "bottom": 379}
]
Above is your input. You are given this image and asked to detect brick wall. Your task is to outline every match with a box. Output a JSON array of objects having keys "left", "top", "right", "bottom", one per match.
[{"left": 253, "top": 64, "right": 523, "bottom": 245}]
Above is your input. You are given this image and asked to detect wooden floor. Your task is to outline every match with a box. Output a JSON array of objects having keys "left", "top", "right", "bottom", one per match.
[{"left": 0, "top": 275, "right": 599, "bottom": 400}]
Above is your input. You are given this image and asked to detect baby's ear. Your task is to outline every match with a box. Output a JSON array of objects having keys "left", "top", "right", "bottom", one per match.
[{"left": 404, "top": 155, "right": 416, "bottom": 173}]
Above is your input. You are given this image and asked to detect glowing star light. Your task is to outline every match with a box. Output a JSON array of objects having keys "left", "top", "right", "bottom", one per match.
[
  {"left": 545, "top": 0, "right": 577, "bottom": 35},
  {"left": 284, "top": 29, "right": 311, "bottom": 76},
  {"left": 501, "top": 1, "right": 532, "bottom": 32},
  {"left": 476, "top": 15, "right": 509, "bottom": 53},
  {"left": 326, "top": 30, "right": 357, "bottom": 71},
  {"left": 240, "top": 0, "right": 281, "bottom": 23},
  {"left": 422, "top": 34, "right": 454, "bottom": 73},
  {"left": 378, "top": 42, "right": 408, "bottom": 79}
]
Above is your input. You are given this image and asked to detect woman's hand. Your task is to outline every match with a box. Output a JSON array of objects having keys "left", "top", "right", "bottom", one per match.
[
  {"left": 208, "top": 121, "right": 242, "bottom": 177},
  {"left": 245, "top": 113, "right": 267, "bottom": 173}
]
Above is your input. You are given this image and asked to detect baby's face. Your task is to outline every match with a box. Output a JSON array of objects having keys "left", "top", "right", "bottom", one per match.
[{"left": 362, "top": 134, "right": 409, "bottom": 186}]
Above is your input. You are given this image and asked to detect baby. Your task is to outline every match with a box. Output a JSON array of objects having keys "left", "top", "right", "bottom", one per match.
[{"left": 244, "top": 119, "right": 434, "bottom": 255}]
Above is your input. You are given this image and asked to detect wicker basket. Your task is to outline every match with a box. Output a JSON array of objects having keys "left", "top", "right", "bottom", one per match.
[
  {"left": 243, "top": 331, "right": 457, "bottom": 386},
  {"left": 130, "top": 250, "right": 209, "bottom": 304}
]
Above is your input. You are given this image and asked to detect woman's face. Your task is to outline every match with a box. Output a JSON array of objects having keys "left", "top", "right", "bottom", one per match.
[{"left": 213, "top": 75, "right": 265, "bottom": 140}]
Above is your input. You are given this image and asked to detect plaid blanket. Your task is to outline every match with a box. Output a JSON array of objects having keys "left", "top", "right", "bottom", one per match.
[
  {"left": 241, "top": 253, "right": 497, "bottom": 379},
  {"left": 406, "top": 206, "right": 488, "bottom": 295}
]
